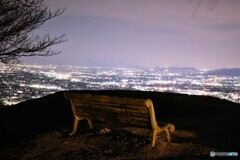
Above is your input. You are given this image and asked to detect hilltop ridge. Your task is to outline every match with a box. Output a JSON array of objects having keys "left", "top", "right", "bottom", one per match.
[{"left": 0, "top": 90, "right": 240, "bottom": 159}]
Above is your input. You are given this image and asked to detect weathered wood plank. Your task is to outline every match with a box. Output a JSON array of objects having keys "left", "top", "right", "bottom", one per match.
[
  {"left": 90, "top": 104, "right": 126, "bottom": 113},
  {"left": 91, "top": 111, "right": 128, "bottom": 120},
  {"left": 88, "top": 110, "right": 150, "bottom": 126},
  {"left": 93, "top": 115, "right": 128, "bottom": 123},
  {"left": 74, "top": 102, "right": 149, "bottom": 114},
  {"left": 90, "top": 107, "right": 149, "bottom": 120},
  {"left": 93, "top": 116, "right": 149, "bottom": 127},
  {"left": 66, "top": 93, "right": 148, "bottom": 106}
]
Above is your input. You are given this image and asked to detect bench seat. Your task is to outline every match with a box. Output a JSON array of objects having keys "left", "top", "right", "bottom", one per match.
[{"left": 64, "top": 92, "right": 175, "bottom": 147}]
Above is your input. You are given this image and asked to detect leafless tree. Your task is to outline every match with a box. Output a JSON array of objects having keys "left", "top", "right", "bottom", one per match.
[
  {"left": 0, "top": 0, "right": 66, "bottom": 64},
  {"left": 190, "top": 0, "right": 217, "bottom": 16}
]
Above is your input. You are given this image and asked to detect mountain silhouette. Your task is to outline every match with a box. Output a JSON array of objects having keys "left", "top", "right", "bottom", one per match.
[{"left": 207, "top": 68, "right": 240, "bottom": 77}]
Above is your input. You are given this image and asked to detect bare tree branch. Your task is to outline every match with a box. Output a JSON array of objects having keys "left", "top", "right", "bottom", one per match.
[
  {"left": 0, "top": 0, "right": 67, "bottom": 64},
  {"left": 191, "top": 0, "right": 202, "bottom": 17},
  {"left": 190, "top": 0, "right": 217, "bottom": 17}
]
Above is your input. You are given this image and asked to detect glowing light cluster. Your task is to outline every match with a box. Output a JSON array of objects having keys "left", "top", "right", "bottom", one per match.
[
  {"left": 30, "top": 84, "right": 63, "bottom": 90},
  {"left": 1, "top": 64, "right": 239, "bottom": 104}
]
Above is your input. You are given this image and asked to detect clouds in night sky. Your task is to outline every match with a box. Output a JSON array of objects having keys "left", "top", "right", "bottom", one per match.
[{"left": 24, "top": 0, "right": 240, "bottom": 69}]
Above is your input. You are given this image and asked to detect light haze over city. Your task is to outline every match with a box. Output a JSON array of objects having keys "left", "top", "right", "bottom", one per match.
[{"left": 24, "top": 0, "right": 240, "bottom": 70}]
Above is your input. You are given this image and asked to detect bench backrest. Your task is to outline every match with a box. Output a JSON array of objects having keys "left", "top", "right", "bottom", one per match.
[{"left": 64, "top": 93, "right": 158, "bottom": 129}]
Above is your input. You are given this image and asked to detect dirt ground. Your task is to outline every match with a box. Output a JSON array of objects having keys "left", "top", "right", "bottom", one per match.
[
  {"left": 1, "top": 91, "right": 240, "bottom": 159},
  {"left": 1, "top": 125, "right": 217, "bottom": 160}
]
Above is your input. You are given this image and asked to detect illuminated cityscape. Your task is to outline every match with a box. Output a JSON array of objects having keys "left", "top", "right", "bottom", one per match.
[{"left": 0, "top": 64, "right": 239, "bottom": 105}]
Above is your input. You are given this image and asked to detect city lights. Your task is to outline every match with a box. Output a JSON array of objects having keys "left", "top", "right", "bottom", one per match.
[{"left": 0, "top": 64, "right": 239, "bottom": 105}]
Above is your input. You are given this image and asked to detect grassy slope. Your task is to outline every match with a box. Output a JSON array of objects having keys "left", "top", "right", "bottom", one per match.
[{"left": 0, "top": 90, "right": 240, "bottom": 159}]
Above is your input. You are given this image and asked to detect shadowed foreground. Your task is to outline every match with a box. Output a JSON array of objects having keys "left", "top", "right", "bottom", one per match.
[{"left": 0, "top": 90, "right": 240, "bottom": 159}]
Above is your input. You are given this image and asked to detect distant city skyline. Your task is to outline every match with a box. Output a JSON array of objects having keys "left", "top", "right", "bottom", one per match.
[
  {"left": 23, "top": 0, "right": 240, "bottom": 70},
  {"left": 1, "top": 64, "right": 239, "bottom": 105}
]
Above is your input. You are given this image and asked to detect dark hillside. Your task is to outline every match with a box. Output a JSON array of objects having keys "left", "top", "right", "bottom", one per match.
[{"left": 0, "top": 90, "right": 240, "bottom": 159}]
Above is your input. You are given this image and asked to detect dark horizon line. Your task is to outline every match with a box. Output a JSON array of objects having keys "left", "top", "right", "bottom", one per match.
[{"left": 1, "top": 62, "right": 240, "bottom": 71}]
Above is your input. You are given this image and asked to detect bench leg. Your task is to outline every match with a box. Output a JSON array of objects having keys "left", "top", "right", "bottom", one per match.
[
  {"left": 165, "top": 129, "right": 171, "bottom": 143},
  {"left": 163, "top": 124, "right": 175, "bottom": 143},
  {"left": 70, "top": 117, "right": 80, "bottom": 136},
  {"left": 151, "top": 130, "right": 158, "bottom": 147},
  {"left": 86, "top": 118, "right": 93, "bottom": 129}
]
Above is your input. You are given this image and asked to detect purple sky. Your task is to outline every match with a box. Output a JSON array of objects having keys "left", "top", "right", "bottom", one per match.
[{"left": 24, "top": 0, "right": 240, "bottom": 69}]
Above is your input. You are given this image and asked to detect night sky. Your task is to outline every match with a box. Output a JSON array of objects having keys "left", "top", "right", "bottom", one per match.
[{"left": 24, "top": 0, "right": 240, "bottom": 70}]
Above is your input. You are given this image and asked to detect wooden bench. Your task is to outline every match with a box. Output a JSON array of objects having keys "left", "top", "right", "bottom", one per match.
[{"left": 64, "top": 92, "right": 175, "bottom": 147}]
